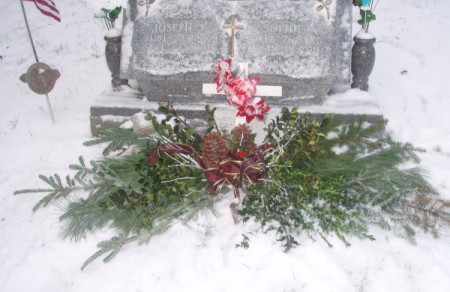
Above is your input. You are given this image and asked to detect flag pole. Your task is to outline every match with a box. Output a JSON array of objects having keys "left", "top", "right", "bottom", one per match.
[
  {"left": 45, "top": 94, "right": 56, "bottom": 124},
  {"left": 20, "top": 0, "right": 56, "bottom": 124},
  {"left": 20, "top": 0, "right": 40, "bottom": 63}
]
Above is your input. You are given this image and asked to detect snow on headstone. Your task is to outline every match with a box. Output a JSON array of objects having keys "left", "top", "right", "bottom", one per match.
[{"left": 120, "top": 0, "right": 352, "bottom": 106}]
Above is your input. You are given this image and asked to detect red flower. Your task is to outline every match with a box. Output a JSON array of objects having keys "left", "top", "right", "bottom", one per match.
[
  {"left": 225, "top": 77, "right": 260, "bottom": 107},
  {"left": 213, "top": 57, "right": 271, "bottom": 123},
  {"left": 213, "top": 58, "right": 234, "bottom": 92},
  {"left": 236, "top": 149, "right": 248, "bottom": 158},
  {"left": 226, "top": 77, "right": 259, "bottom": 98},
  {"left": 237, "top": 97, "right": 271, "bottom": 123},
  {"left": 227, "top": 91, "right": 250, "bottom": 108}
]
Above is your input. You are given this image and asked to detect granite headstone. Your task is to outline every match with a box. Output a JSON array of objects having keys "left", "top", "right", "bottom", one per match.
[
  {"left": 90, "top": 0, "right": 381, "bottom": 136},
  {"left": 120, "top": 0, "right": 353, "bottom": 105}
]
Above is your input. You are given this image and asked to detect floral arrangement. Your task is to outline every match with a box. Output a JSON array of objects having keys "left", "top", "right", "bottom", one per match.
[
  {"left": 148, "top": 58, "right": 272, "bottom": 221},
  {"left": 353, "top": 0, "right": 378, "bottom": 31},
  {"left": 85, "top": 0, "right": 124, "bottom": 29},
  {"left": 95, "top": 6, "right": 122, "bottom": 30},
  {"left": 213, "top": 58, "right": 270, "bottom": 123},
  {"left": 15, "top": 58, "right": 450, "bottom": 270}
]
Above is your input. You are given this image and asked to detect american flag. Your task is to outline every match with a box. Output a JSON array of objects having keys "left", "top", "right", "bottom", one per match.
[{"left": 24, "top": 0, "right": 61, "bottom": 22}]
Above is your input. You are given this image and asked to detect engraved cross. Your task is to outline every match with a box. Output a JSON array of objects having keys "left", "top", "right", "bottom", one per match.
[{"left": 223, "top": 16, "right": 244, "bottom": 58}]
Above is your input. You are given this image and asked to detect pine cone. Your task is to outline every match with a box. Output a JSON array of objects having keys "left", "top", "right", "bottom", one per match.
[
  {"left": 230, "top": 124, "right": 257, "bottom": 154},
  {"left": 202, "top": 132, "right": 229, "bottom": 169}
]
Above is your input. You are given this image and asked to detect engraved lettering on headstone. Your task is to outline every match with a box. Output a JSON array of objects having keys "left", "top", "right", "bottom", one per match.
[{"left": 140, "top": 20, "right": 215, "bottom": 54}]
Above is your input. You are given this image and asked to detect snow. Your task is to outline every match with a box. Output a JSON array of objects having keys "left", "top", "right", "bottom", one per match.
[
  {"left": 105, "top": 28, "right": 122, "bottom": 38},
  {"left": 355, "top": 28, "right": 375, "bottom": 39},
  {"left": 1, "top": 0, "right": 449, "bottom": 291},
  {"left": 126, "top": 0, "right": 337, "bottom": 78},
  {"left": 84, "top": 0, "right": 127, "bottom": 11}
]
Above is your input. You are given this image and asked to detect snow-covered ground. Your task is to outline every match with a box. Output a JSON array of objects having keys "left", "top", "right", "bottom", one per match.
[{"left": 1, "top": 0, "right": 449, "bottom": 291}]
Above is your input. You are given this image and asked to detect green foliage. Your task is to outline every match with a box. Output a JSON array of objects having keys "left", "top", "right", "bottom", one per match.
[
  {"left": 84, "top": 127, "right": 149, "bottom": 155},
  {"left": 358, "top": 9, "right": 376, "bottom": 28},
  {"left": 101, "top": 6, "right": 122, "bottom": 27},
  {"left": 241, "top": 108, "right": 445, "bottom": 250},
  {"left": 205, "top": 105, "right": 222, "bottom": 134},
  {"left": 353, "top": 0, "right": 377, "bottom": 29},
  {"left": 15, "top": 110, "right": 213, "bottom": 269},
  {"left": 96, "top": 6, "right": 122, "bottom": 30},
  {"left": 235, "top": 233, "right": 251, "bottom": 249},
  {"left": 14, "top": 173, "right": 77, "bottom": 212},
  {"left": 150, "top": 102, "right": 204, "bottom": 148},
  {"left": 15, "top": 106, "right": 449, "bottom": 268}
]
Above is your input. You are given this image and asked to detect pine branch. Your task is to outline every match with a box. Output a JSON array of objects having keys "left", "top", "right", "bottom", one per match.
[
  {"left": 243, "top": 110, "right": 441, "bottom": 250},
  {"left": 14, "top": 156, "right": 130, "bottom": 212},
  {"left": 404, "top": 195, "right": 450, "bottom": 230},
  {"left": 58, "top": 198, "right": 120, "bottom": 241},
  {"left": 14, "top": 173, "right": 113, "bottom": 212},
  {"left": 84, "top": 127, "right": 151, "bottom": 155},
  {"left": 81, "top": 233, "right": 138, "bottom": 271},
  {"left": 317, "top": 115, "right": 385, "bottom": 150},
  {"left": 136, "top": 194, "right": 214, "bottom": 246},
  {"left": 80, "top": 194, "right": 213, "bottom": 270}
]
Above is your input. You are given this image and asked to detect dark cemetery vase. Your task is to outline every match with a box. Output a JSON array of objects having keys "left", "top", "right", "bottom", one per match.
[
  {"left": 105, "top": 32, "right": 128, "bottom": 89},
  {"left": 351, "top": 31, "right": 376, "bottom": 91}
]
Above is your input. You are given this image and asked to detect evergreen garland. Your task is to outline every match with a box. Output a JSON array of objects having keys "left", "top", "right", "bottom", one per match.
[
  {"left": 241, "top": 108, "right": 446, "bottom": 249},
  {"left": 15, "top": 104, "right": 450, "bottom": 269}
]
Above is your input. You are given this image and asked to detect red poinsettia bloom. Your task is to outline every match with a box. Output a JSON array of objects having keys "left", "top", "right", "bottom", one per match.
[
  {"left": 227, "top": 91, "right": 251, "bottom": 107},
  {"left": 213, "top": 58, "right": 234, "bottom": 93},
  {"left": 237, "top": 97, "right": 271, "bottom": 123},
  {"left": 226, "top": 77, "right": 259, "bottom": 97},
  {"left": 225, "top": 77, "right": 260, "bottom": 106}
]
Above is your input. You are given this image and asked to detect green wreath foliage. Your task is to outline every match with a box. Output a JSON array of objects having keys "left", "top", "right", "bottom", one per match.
[{"left": 15, "top": 105, "right": 450, "bottom": 269}]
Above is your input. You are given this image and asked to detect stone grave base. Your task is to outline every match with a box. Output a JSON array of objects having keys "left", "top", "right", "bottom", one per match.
[{"left": 90, "top": 87, "right": 384, "bottom": 137}]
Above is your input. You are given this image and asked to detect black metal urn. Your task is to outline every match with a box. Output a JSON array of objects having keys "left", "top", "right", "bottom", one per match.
[
  {"left": 351, "top": 33, "right": 376, "bottom": 91},
  {"left": 105, "top": 34, "right": 128, "bottom": 89}
]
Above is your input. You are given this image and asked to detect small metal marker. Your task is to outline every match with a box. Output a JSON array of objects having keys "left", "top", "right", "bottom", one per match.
[{"left": 20, "top": 63, "right": 60, "bottom": 124}]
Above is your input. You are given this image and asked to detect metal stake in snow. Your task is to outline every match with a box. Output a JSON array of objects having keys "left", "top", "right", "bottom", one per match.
[{"left": 19, "top": 0, "right": 60, "bottom": 124}]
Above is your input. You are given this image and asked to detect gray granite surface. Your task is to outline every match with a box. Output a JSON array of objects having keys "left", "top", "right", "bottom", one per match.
[{"left": 120, "top": 0, "right": 352, "bottom": 105}]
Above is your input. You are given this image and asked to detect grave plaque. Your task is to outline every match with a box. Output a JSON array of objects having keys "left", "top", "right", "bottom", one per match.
[{"left": 120, "top": 0, "right": 352, "bottom": 105}]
